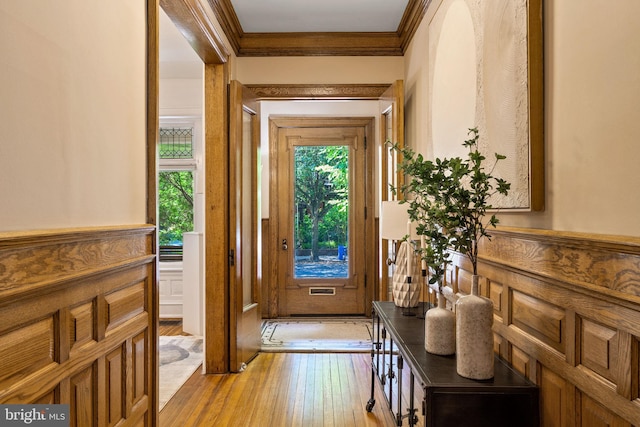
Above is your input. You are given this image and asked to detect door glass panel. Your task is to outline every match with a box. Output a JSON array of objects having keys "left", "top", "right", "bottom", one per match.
[{"left": 293, "top": 145, "right": 349, "bottom": 279}]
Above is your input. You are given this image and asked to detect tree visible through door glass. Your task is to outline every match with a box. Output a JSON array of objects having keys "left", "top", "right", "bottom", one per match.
[{"left": 294, "top": 145, "right": 349, "bottom": 278}]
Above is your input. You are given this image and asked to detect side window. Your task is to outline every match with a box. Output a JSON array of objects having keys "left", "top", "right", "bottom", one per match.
[
  {"left": 158, "top": 122, "right": 200, "bottom": 261},
  {"left": 158, "top": 170, "right": 193, "bottom": 260}
]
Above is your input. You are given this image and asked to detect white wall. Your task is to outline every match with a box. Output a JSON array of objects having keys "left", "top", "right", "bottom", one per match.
[
  {"left": 0, "top": 1, "right": 147, "bottom": 231},
  {"left": 403, "top": 0, "right": 640, "bottom": 237}
]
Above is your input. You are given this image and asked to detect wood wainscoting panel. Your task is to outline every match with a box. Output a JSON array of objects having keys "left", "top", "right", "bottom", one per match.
[
  {"left": 539, "top": 365, "right": 573, "bottom": 427},
  {"left": 70, "top": 301, "right": 96, "bottom": 352},
  {"left": 447, "top": 227, "right": 640, "bottom": 425},
  {"left": 511, "top": 344, "right": 532, "bottom": 379},
  {"left": 70, "top": 365, "right": 95, "bottom": 426},
  {"left": 105, "top": 344, "right": 125, "bottom": 426},
  {"left": 105, "top": 280, "right": 146, "bottom": 333},
  {"left": 580, "top": 391, "right": 632, "bottom": 427},
  {"left": 0, "top": 225, "right": 157, "bottom": 427},
  {"left": 511, "top": 289, "right": 566, "bottom": 353},
  {"left": 132, "top": 331, "right": 147, "bottom": 406},
  {"left": 489, "top": 278, "right": 504, "bottom": 316},
  {"left": 0, "top": 317, "right": 56, "bottom": 389},
  {"left": 579, "top": 316, "right": 619, "bottom": 384}
]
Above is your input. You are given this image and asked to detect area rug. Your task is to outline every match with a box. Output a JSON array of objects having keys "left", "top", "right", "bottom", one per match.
[
  {"left": 261, "top": 318, "right": 372, "bottom": 353},
  {"left": 159, "top": 335, "right": 203, "bottom": 410}
]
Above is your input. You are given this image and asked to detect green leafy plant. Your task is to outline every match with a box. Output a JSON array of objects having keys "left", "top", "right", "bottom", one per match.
[
  {"left": 393, "top": 127, "right": 511, "bottom": 281},
  {"left": 390, "top": 151, "right": 455, "bottom": 290},
  {"left": 445, "top": 128, "right": 510, "bottom": 275}
]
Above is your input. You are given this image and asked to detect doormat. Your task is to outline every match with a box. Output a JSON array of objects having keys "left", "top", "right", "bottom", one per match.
[
  {"left": 159, "top": 335, "right": 203, "bottom": 410},
  {"left": 261, "top": 318, "right": 372, "bottom": 353}
]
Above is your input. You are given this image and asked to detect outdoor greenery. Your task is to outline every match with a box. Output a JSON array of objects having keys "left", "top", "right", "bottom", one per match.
[
  {"left": 158, "top": 171, "right": 194, "bottom": 246},
  {"left": 295, "top": 145, "right": 349, "bottom": 261},
  {"left": 393, "top": 128, "right": 511, "bottom": 286}
]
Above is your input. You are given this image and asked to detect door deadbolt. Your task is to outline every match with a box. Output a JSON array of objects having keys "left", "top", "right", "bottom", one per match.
[{"left": 282, "top": 239, "right": 288, "bottom": 250}]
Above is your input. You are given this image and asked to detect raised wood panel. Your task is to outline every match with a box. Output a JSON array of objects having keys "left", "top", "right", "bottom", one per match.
[
  {"left": 132, "top": 332, "right": 147, "bottom": 405},
  {"left": 0, "top": 226, "right": 156, "bottom": 427},
  {"left": 489, "top": 279, "right": 503, "bottom": 317},
  {"left": 511, "top": 344, "right": 531, "bottom": 379},
  {"left": 540, "top": 365, "right": 571, "bottom": 426},
  {"left": 284, "top": 287, "right": 360, "bottom": 316},
  {"left": 494, "top": 333, "right": 504, "bottom": 357},
  {"left": 105, "top": 281, "right": 146, "bottom": 333},
  {"left": 511, "top": 289, "right": 566, "bottom": 353},
  {"left": 580, "top": 317, "right": 618, "bottom": 383},
  {"left": 71, "top": 365, "right": 95, "bottom": 427},
  {"left": 0, "top": 317, "right": 55, "bottom": 389},
  {"left": 456, "top": 265, "right": 474, "bottom": 296},
  {"left": 70, "top": 301, "right": 95, "bottom": 352},
  {"left": 580, "top": 391, "right": 631, "bottom": 427},
  {"left": 106, "top": 345, "right": 125, "bottom": 426}
]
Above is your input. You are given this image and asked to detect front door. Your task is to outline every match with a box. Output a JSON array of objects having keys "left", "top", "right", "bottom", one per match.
[{"left": 272, "top": 118, "right": 375, "bottom": 316}]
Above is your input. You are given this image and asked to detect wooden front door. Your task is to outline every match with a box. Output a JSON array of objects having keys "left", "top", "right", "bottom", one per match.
[{"left": 271, "top": 117, "right": 375, "bottom": 317}]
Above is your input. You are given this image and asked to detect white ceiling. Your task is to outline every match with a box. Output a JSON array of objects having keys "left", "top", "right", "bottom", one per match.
[{"left": 229, "top": 0, "right": 410, "bottom": 33}]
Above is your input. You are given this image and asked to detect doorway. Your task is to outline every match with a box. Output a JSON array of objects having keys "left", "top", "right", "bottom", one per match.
[{"left": 270, "top": 117, "right": 376, "bottom": 317}]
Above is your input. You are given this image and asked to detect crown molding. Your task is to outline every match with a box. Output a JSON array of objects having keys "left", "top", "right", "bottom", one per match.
[
  {"left": 398, "top": 0, "right": 432, "bottom": 52},
  {"left": 208, "top": 0, "right": 430, "bottom": 57}
]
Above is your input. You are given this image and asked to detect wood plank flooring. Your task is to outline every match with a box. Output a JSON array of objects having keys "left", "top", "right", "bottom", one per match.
[
  {"left": 159, "top": 321, "right": 394, "bottom": 426},
  {"left": 159, "top": 318, "right": 190, "bottom": 336}
]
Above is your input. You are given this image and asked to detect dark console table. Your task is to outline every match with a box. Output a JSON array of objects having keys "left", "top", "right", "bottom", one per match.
[{"left": 367, "top": 301, "right": 539, "bottom": 426}]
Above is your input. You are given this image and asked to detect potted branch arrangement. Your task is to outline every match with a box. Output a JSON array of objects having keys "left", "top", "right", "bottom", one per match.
[
  {"left": 394, "top": 128, "right": 510, "bottom": 378},
  {"left": 392, "top": 153, "right": 458, "bottom": 355}
]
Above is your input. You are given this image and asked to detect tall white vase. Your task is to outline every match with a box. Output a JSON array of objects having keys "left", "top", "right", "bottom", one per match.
[
  {"left": 456, "top": 274, "right": 494, "bottom": 379},
  {"left": 425, "top": 291, "right": 455, "bottom": 355}
]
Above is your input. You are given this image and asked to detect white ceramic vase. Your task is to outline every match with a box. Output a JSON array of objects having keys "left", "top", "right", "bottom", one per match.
[
  {"left": 425, "top": 291, "right": 455, "bottom": 355},
  {"left": 391, "top": 241, "right": 421, "bottom": 308},
  {"left": 455, "top": 274, "right": 494, "bottom": 379}
]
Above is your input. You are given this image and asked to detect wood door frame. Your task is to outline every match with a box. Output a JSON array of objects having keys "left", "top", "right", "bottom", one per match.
[
  {"left": 160, "top": 0, "right": 232, "bottom": 374},
  {"left": 268, "top": 117, "right": 376, "bottom": 318}
]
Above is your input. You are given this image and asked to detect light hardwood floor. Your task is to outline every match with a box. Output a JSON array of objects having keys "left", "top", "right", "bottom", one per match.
[{"left": 159, "top": 321, "right": 394, "bottom": 426}]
